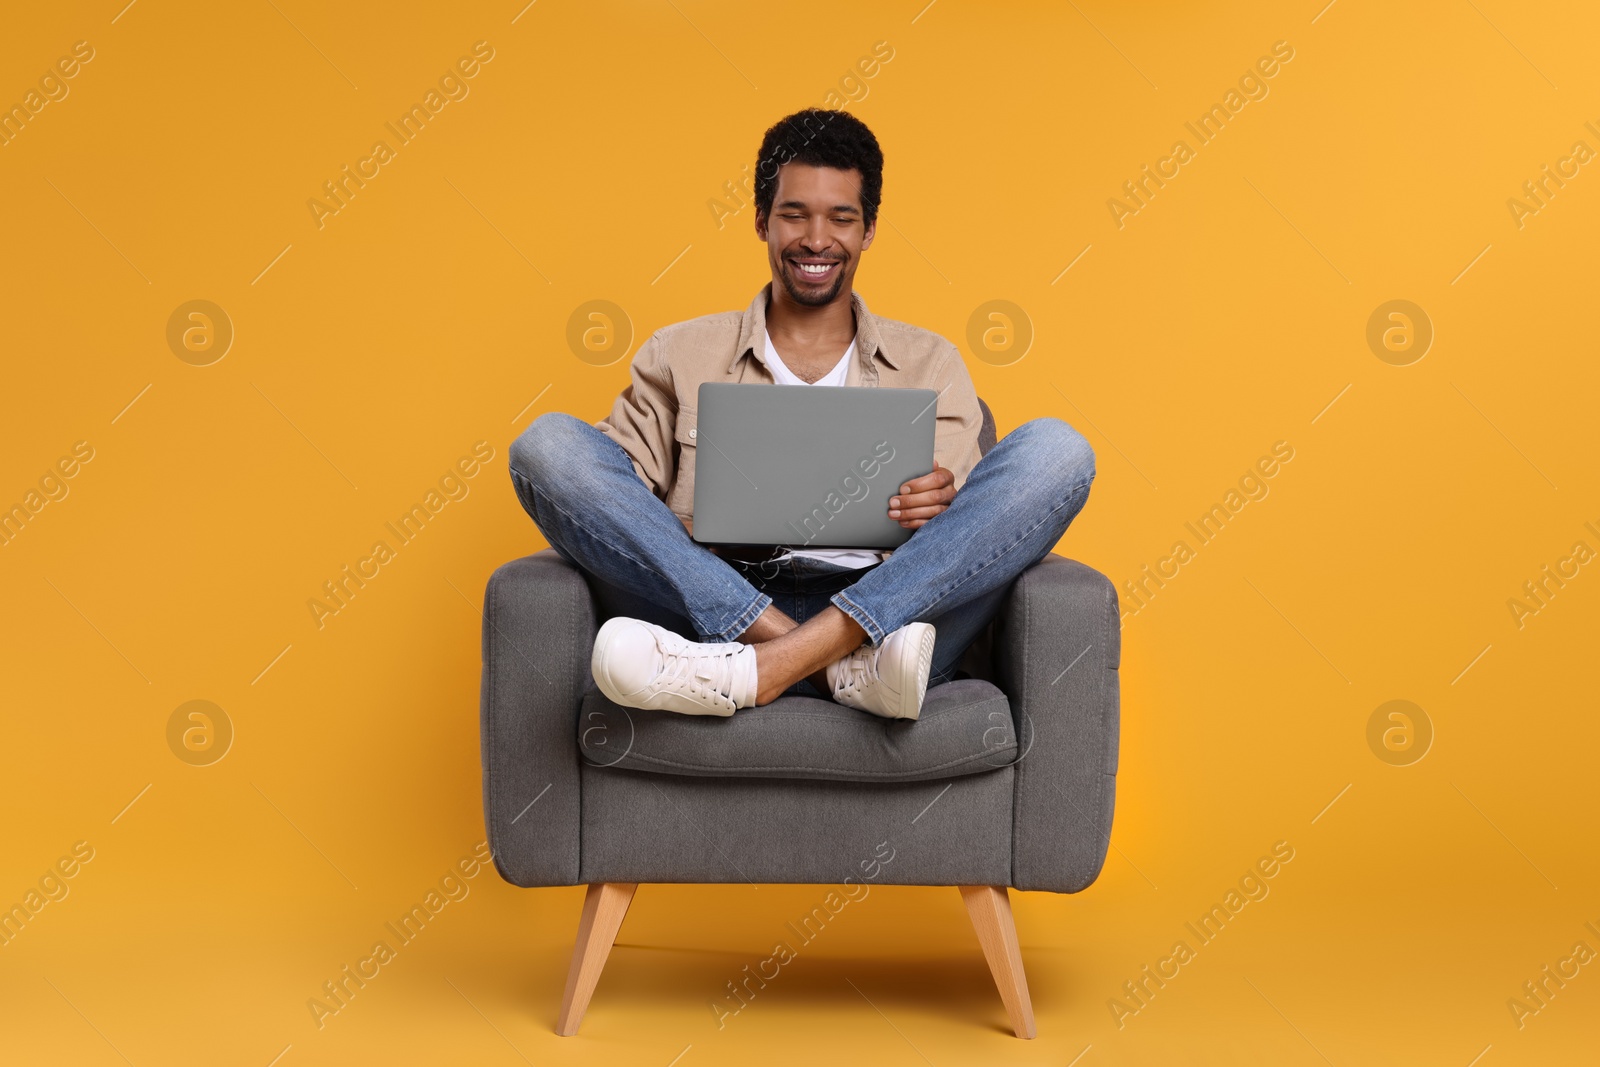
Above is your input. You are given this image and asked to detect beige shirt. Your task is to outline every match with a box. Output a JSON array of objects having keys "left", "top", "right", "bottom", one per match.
[{"left": 595, "top": 284, "right": 985, "bottom": 524}]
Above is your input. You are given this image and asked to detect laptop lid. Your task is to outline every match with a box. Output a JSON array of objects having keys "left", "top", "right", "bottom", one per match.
[{"left": 691, "top": 383, "right": 938, "bottom": 550}]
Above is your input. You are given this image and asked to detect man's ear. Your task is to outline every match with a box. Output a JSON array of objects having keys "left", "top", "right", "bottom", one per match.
[
  {"left": 862, "top": 218, "right": 876, "bottom": 251},
  {"left": 755, "top": 209, "right": 767, "bottom": 242}
]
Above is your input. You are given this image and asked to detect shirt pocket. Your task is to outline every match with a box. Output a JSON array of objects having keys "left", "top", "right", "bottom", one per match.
[{"left": 667, "top": 405, "right": 698, "bottom": 518}]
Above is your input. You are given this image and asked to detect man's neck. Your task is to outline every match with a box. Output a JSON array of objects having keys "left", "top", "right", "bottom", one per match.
[{"left": 765, "top": 284, "right": 857, "bottom": 350}]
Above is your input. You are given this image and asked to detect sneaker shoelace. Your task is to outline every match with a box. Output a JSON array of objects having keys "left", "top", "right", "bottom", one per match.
[
  {"left": 656, "top": 638, "right": 744, "bottom": 710},
  {"left": 833, "top": 645, "right": 876, "bottom": 699}
]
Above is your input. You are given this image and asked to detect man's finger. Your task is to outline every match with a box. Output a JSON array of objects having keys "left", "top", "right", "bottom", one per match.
[
  {"left": 897, "top": 467, "right": 954, "bottom": 496},
  {"left": 889, "top": 487, "right": 955, "bottom": 511}
]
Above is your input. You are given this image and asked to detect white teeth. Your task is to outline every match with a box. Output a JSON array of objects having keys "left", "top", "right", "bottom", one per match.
[{"left": 797, "top": 262, "right": 833, "bottom": 274}]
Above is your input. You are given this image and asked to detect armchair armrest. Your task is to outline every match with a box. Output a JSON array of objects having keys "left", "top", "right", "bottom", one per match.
[
  {"left": 993, "top": 554, "right": 1121, "bottom": 893},
  {"left": 481, "top": 549, "right": 594, "bottom": 887}
]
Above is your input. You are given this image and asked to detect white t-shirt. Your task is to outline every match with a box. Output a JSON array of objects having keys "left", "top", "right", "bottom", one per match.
[{"left": 764, "top": 329, "right": 885, "bottom": 570}]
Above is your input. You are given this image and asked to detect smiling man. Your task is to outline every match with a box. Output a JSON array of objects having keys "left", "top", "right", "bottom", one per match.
[{"left": 510, "top": 108, "right": 1097, "bottom": 720}]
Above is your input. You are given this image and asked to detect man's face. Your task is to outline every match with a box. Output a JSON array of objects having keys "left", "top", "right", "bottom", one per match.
[{"left": 757, "top": 163, "right": 876, "bottom": 307}]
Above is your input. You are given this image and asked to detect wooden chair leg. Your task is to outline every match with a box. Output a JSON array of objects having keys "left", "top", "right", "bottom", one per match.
[
  {"left": 959, "top": 885, "right": 1037, "bottom": 1039},
  {"left": 555, "top": 882, "right": 637, "bottom": 1036}
]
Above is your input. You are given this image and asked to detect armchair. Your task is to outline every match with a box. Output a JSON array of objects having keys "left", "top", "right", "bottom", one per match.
[{"left": 479, "top": 401, "right": 1121, "bottom": 1037}]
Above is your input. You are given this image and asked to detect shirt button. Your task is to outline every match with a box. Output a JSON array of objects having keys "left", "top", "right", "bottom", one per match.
[{"left": 689, "top": 429, "right": 697, "bottom": 439}]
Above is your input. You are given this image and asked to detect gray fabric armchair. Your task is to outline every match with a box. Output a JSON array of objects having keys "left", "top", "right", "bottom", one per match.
[{"left": 479, "top": 401, "right": 1121, "bottom": 1037}]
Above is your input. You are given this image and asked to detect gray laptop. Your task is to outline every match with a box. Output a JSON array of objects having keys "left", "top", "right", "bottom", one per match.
[{"left": 692, "top": 383, "right": 938, "bottom": 550}]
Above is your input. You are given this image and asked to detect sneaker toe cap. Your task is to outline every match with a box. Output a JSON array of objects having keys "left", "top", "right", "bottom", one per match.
[{"left": 592, "top": 619, "right": 661, "bottom": 698}]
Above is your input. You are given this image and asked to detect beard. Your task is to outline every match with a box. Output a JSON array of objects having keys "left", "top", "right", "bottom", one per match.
[{"left": 776, "top": 254, "right": 848, "bottom": 306}]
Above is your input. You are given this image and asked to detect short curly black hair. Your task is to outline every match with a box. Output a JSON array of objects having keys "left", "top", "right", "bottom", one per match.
[{"left": 753, "top": 108, "right": 884, "bottom": 230}]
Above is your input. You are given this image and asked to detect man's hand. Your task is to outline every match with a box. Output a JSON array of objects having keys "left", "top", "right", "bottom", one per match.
[{"left": 888, "top": 466, "right": 956, "bottom": 529}]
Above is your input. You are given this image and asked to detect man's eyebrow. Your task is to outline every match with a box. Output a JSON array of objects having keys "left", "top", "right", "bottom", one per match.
[{"left": 776, "top": 199, "right": 861, "bottom": 214}]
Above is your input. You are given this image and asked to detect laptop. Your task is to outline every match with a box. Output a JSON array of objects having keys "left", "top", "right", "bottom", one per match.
[{"left": 691, "top": 382, "right": 938, "bottom": 550}]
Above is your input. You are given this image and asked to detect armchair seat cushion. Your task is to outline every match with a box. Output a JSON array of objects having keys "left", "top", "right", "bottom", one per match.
[{"left": 577, "top": 678, "right": 1017, "bottom": 783}]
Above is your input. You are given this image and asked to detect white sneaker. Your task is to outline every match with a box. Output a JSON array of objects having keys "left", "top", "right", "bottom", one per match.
[
  {"left": 591, "top": 617, "right": 758, "bottom": 717},
  {"left": 825, "top": 622, "right": 936, "bottom": 721}
]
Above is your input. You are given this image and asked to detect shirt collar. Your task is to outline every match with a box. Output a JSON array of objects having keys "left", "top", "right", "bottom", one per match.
[{"left": 729, "top": 282, "right": 899, "bottom": 374}]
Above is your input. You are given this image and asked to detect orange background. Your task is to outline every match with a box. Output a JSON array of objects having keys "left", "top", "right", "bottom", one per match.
[{"left": 2, "top": 1, "right": 1597, "bottom": 1063}]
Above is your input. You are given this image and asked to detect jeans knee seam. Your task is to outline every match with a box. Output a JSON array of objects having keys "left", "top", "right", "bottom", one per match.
[
  {"left": 856, "top": 479, "right": 1092, "bottom": 631},
  {"left": 515, "top": 467, "right": 764, "bottom": 642},
  {"left": 929, "top": 480, "right": 1090, "bottom": 608},
  {"left": 515, "top": 468, "right": 666, "bottom": 579}
]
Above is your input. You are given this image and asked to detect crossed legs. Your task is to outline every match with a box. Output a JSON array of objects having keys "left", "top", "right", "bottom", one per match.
[
  {"left": 739, "top": 413, "right": 1097, "bottom": 699},
  {"left": 508, "top": 413, "right": 864, "bottom": 702},
  {"left": 509, "top": 412, "right": 1095, "bottom": 709},
  {"left": 736, "top": 601, "right": 865, "bottom": 704}
]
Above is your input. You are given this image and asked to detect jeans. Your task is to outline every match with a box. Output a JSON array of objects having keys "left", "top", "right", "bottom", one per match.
[{"left": 509, "top": 412, "right": 1096, "bottom": 697}]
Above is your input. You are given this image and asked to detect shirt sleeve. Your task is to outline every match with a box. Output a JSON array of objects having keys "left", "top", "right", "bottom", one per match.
[
  {"left": 594, "top": 329, "right": 677, "bottom": 500},
  {"left": 931, "top": 342, "right": 985, "bottom": 492}
]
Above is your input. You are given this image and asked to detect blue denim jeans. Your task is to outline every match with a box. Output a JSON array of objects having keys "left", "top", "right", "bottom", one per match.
[{"left": 509, "top": 412, "right": 1095, "bottom": 697}]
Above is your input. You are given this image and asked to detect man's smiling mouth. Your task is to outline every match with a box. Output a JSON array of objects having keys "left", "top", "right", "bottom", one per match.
[{"left": 789, "top": 257, "right": 842, "bottom": 282}]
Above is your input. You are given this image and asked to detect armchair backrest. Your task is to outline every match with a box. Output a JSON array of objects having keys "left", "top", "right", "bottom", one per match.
[{"left": 976, "top": 396, "right": 998, "bottom": 457}]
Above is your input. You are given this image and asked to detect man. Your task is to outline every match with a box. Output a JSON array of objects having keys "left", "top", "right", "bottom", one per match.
[{"left": 510, "top": 108, "right": 1095, "bottom": 721}]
